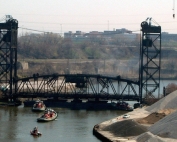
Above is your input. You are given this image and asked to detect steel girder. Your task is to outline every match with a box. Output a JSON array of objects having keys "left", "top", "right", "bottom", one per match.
[{"left": 14, "top": 74, "right": 140, "bottom": 101}]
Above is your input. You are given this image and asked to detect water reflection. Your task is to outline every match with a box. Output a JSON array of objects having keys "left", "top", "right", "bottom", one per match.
[{"left": 0, "top": 105, "right": 126, "bottom": 142}]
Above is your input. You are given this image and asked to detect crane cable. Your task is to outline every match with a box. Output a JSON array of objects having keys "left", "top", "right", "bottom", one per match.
[{"left": 173, "top": 0, "right": 175, "bottom": 18}]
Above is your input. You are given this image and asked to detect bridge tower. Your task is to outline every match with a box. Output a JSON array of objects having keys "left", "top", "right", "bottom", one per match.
[
  {"left": 0, "top": 15, "right": 18, "bottom": 98},
  {"left": 139, "top": 18, "right": 161, "bottom": 103}
]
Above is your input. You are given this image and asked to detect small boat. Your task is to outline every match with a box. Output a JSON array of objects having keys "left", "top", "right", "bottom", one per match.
[
  {"left": 37, "top": 108, "right": 58, "bottom": 122},
  {"left": 30, "top": 130, "right": 42, "bottom": 136},
  {"left": 30, "top": 126, "right": 42, "bottom": 136},
  {"left": 30, "top": 127, "right": 42, "bottom": 136},
  {"left": 32, "top": 100, "right": 46, "bottom": 112}
]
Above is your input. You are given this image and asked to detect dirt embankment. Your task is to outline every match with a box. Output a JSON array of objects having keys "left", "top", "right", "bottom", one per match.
[
  {"left": 93, "top": 106, "right": 177, "bottom": 142},
  {"left": 94, "top": 90, "right": 177, "bottom": 142},
  {"left": 94, "top": 110, "right": 173, "bottom": 139},
  {"left": 137, "top": 109, "right": 176, "bottom": 125}
]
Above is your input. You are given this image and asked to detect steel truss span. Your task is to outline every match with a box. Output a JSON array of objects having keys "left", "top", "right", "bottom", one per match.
[{"left": 13, "top": 74, "right": 140, "bottom": 101}]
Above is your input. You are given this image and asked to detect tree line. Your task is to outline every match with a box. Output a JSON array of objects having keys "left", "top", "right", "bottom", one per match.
[
  {"left": 18, "top": 32, "right": 140, "bottom": 60},
  {"left": 17, "top": 32, "right": 177, "bottom": 78}
]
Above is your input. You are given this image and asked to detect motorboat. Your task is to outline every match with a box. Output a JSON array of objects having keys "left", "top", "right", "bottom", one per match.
[
  {"left": 37, "top": 108, "right": 58, "bottom": 122},
  {"left": 32, "top": 100, "right": 46, "bottom": 112},
  {"left": 30, "top": 130, "right": 42, "bottom": 136},
  {"left": 30, "top": 127, "right": 42, "bottom": 136}
]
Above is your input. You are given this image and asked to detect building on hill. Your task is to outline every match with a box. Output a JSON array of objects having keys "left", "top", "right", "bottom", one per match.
[{"left": 64, "top": 28, "right": 137, "bottom": 43}]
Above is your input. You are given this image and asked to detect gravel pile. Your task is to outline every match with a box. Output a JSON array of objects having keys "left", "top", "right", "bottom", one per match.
[
  {"left": 94, "top": 90, "right": 177, "bottom": 141},
  {"left": 135, "top": 132, "right": 166, "bottom": 142},
  {"left": 136, "top": 90, "right": 177, "bottom": 141},
  {"left": 148, "top": 110, "right": 177, "bottom": 139},
  {"left": 101, "top": 119, "right": 147, "bottom": 137},
  {"left": 146, "top": 90, "right": 177, "bottom": 112}
]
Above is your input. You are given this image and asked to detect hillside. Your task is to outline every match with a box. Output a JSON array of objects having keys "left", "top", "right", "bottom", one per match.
[{"left": 17, "top": 33, "right": 177, "bottom": 77}]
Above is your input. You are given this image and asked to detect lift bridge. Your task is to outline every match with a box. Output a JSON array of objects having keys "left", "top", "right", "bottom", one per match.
[
  {"left": 0, "top": 16, "right": 161, "bottom": 104},
  {"left": 13, "top": 74, "right": 140, "bottom": 101}
]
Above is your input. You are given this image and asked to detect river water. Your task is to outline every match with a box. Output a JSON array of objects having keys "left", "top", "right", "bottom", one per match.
[
  {"left": 0, "top": 105, "right": 127, "bottom": 142},
  {"left": 0, "top": 80, "right": 177, "bottom": 142}
]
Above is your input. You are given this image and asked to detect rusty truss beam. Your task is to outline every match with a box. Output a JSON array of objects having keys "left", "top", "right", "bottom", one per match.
[{"left": 13, "top": 74, "right": 140, "bottom": 101}]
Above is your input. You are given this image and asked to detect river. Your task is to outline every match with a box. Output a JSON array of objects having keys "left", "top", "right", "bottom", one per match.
[
  {"left": 0, "top": 80, "right": 177, "bottom": 142},
  {"left": 0, "top": 105, "right": 127, "bottom": 142}
]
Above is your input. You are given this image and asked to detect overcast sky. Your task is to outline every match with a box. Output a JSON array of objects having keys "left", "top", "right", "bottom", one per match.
[{"left": 0, "top": 0, "right": 177, "bottom": 35}]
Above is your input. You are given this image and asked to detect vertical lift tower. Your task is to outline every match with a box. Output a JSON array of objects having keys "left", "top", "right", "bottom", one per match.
[
  {"left": 0, "top": 16, "right": 18, "bottom": 99},
  {"left": 139, "top": 18, "right": 161, "bottom": 103}
]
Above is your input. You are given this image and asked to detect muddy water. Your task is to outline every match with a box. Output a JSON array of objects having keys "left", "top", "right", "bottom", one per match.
[{"left": 0, "top": 105, "right": 126, "bottom": 142}]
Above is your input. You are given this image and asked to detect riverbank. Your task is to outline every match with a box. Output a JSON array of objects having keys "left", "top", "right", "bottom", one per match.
[
  {"left": 93, "top": 107, "right": 150, "bottom": 142},
  {"left": 93, "top": 107, "right": 177, "bottom": 142},
  {"left": 93, "top": 90, "right": 177, "bottom": 142}
]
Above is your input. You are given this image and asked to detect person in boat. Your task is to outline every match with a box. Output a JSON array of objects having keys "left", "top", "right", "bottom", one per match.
[
  {"left": 38, "top": 102, "right": 41, "bottom": 108},
  {"left": 43, "top": 110, "right": 50, "bottom": 118},
  {"left": 50, "top": 110, "right": 55, "bottom": 117},
  {"left": 34, "top": 104, "right": 37, "bottom": 108},
  {"left": 33, "top": 126, "right": 38, "bottom": 134},
  {"left": 44, "top": 113, "right": 50, "bottom": 118},
  {"left": 40, "top": 101, "right": 44, "bottom": 107}
]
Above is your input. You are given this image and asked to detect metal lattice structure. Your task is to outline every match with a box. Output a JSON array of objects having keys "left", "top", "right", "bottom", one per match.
[
  {"left": 13, "top": 74, "right": 140, "bottom": 101},
  {"left": 139, "top": 18, "right": 161, "bottom": 103},
  {"left": 0, "top": 16, "right": 18, "bottom": 96},
  {"left": 0, "top": 16, "right": 162, "bottom": 104}
]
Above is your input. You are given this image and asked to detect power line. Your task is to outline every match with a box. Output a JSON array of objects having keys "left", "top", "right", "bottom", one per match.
[
  {"left": 19, "top": 26, "right": 177, "bottom": 35},
  {"left": 19, "top": 21, "right": 139, "bottom": 25},
  {"left": 19, "top": 27, "right": 56, "bottom": 33},
  {"left": 19, "top": 20, "right": 177, "bottom": 25},
  {"left": 0, "top": 12, "right": 173, "bottom": 17}
]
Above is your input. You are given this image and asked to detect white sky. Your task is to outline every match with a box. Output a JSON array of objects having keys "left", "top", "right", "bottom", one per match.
[{"left": 0, "top": 0, "right": 177, "bottom": 35}]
